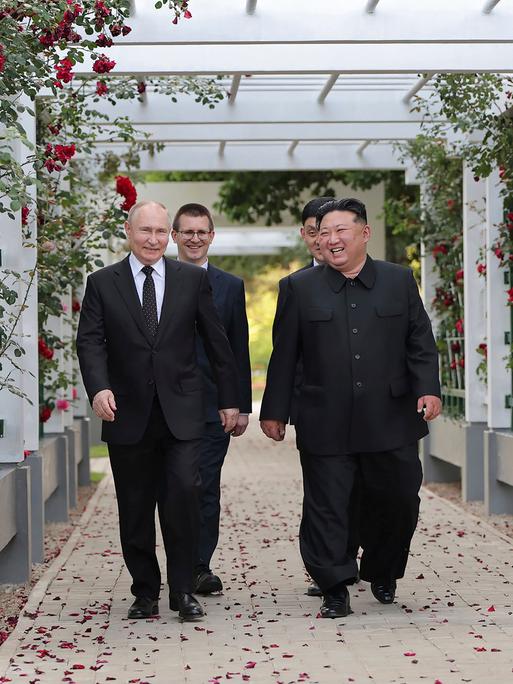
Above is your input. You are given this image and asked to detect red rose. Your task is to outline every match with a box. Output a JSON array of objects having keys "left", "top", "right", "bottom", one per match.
[
  {"left": 72, "top": 298, "right": 81, "bottom": 312},
  {"left": 451, "top": 341, "right": 461, "bottom": 354},
  {"left": 432, "top": 243, "right": 448, "bottom": 257},
  {"left": 93, "top": 54, "right": 116, "bottom": 74},
  {"left": 55, "top": 57, "right": 74, "bottom": 83},
  {"left": 450, "top": 360, "right": 457, "bottom": 370},
  {"left": 115, "top": 175, "right": 137, "bottom": 211},
  {"left": 54, "top": 143, "right": 76, "bottom": 163},
  {"left": 40, "top": 406, "right": 52, "bottom": 423},
  {"left": 455, "top": 318, "right": 464, "bottom": 334},
  {"left": 507, "top": 212, "right": 513, "bottom": 222},
  {"left": 110, "top": 23, "right": 122, "bottom": 36},
  {"left": 478, "top": 343, "right": 487, "bottom": 356},
  {"left": 96, "top": 33, "right": 112, "bottom": 48},
  {"left": 495, "top": 247, "right": 505, "bottom": 261},
  {"left": 21, "top": 206, "right": 29, "bottom": 225},
  {"left": 458, "top": 357, "right": 465, "bottom": 368},
  {"left": 455, "top": 268, "right": 464, "bottom": 283},
  {"left": 0, "top": 44, "right": 5, "bottom": 72},
  {"left": 137, "top": 81, "right": 146, "bottom": 94},
  {"left": 122, "top": 25, "right": 132, "bottom": 36},
  {"left": 446, "top": 199, "right": 455, "bottom": 210},
  {"left": 508, "top": 288, "right": 513, "bottom": 303},
  {"left": 96, "top": 80, "right": 108, "bottom": 96},
  {"left": 184, "top": 9, "right": 192, "bottom": 18},
  {"left": 477, "top": 263, "right": 486, "bottom": 275}
]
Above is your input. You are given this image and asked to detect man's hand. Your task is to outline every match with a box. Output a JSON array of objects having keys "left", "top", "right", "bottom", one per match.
[
  {"left": 219, "top": 408, "right": 240, "bottom": 433},
  {"left": 92, "top": 389, "right": 117, "bottom": 422},
  {"left": 417, "top": 395, "right": 442, "bottom": 421},
  {"left": 260, "top": 419, "right": 286, "bottom": 441},
  {"left": 231, "top": 414, "right": 249, "bottom": 437}
]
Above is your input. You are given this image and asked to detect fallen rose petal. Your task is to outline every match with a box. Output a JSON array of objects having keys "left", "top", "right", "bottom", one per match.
[
  {"left": 245, "top": 661, "right": 257, "bottom": 669},
  {"left": 404, "top": 652, "right": 416, "bottom": 657},
  {"left": 487, "top": 605, "right": 496, "bottom": 612}
]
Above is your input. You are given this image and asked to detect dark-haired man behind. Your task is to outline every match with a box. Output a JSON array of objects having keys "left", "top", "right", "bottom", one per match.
[
  {"left": 261, "top": 198, "right": 441, "bottom": 618},
  {"left": 171, "top": 203, "right": 252, "bottom": 595}
]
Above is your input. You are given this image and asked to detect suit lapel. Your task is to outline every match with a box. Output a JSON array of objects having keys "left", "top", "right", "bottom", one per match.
[
  {"left": 113, "top": 256, "right": 153, "bottom": 344},
  {"left": 154, "top": 257, "right": 182, "bottom": 343},
  {"left": 207, "top": 263, "right": 224, "bottom": 314}
]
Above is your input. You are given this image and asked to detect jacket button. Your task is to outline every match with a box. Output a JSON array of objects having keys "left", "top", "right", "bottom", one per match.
[
  {"left": 351, "top": 303, "right": 356, "bottom": 309},
  {"left": 354, "top": 354, "right": 361, "bottom": 360},
  {"left": 352, "top": 328, "right": 358, "bottom": 334},
  {"left": 356, "top": 381, "right": 363, "bottom": 388},
  {"left": 349, "top": 280, "right": 355, "bottom": 287}
]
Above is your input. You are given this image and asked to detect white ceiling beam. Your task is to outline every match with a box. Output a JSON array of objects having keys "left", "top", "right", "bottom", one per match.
[
  {"left": 85, "top": 92, "right": 433, "bottom": 125},
  {"left": 73, "top": 43, "right": 513, "bottom": 75},
  {"left": 246, "top": 0, "right": 257, "bottom": 14},
  {"left": 88, "top": 143, "right": 404, "bottom": 171},
  {"left": 228, "top": 74, "right": 242, "bottom": 103},
  {"left": 318, "top": 74, "right": 339, "bottom": 103},
  {"left": 357, "top": 140, "right": 372, "bottom": 154},
  {"left": 402, "top": 73, "right": 435, "bottom": 103},
  {"left": 365, "top": 0, "right": 381, "bottom": 13},
  {"left": 288, "top": 140, "right": 299, "bottom": 155},
  {"left": 483, "top": 0, "right": 502, "bottom": 13},
  {"left": 91, "top": 121, "right": 425, "bottom": 142},
  {"left": 121, "top": 2, "right": 513, "bottom": 44}
]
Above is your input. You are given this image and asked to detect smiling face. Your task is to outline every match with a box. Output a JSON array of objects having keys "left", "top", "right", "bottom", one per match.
[
  {"left": 171, "top": 213, "right": 214, "bottom": 266},
  {"left": 318, "top": 210, "right": 370, "bottom": 274},
  {"left": 300, "top": 216, "right": 324, "bottom": 263},
  {"left": 125, "top": 203, "right": 170, "bottom": 266}
]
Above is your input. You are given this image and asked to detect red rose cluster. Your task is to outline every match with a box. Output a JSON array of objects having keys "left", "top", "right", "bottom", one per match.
[
  {"left": 38, "top": 338, "right": 54, "bottom": 361},
  {"left": 39, "top": 3, "right": 82, "bottom": 48},
  {"left": 115, "top": 175, "right": 137, "bottom": 211},
  {"left": 21, "top": 206, "right": 30, "bottom": 226},
  {"left": 432, "top": 243, "right": 449, "bottom": 258},
  {"left": 96, "top": 80, "right": 108, "bottom": 96},
  {"left": 0, "top": 44, "right": 5, "bottom": 72},
  {"left": 454, "top": 268, "right": 464, "bottom": 284},
  {"left": 40, "top": 405, "right": 53, "bottom": 423},
  {"left": 172, "top": 1, "right": 192, "bottom": 23},
  {"left": 44, "top": 143, "right": 76, "bottom": 173},
  {"left": 54, "top": 57, "right": 75, "bottom": 87},
  {"left": 93, "top": 54, "right": 116, "bottom": 74}
]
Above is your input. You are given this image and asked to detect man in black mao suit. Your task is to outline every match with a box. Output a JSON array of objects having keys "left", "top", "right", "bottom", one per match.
[
  {"left": 76, "top": 201, "right": 240, "bottom": 621},
  {"left": 171, "top": 203, "right": 252, "bottom": 595},
  {"left": 260, "top": 198, "right": 441, "bottom": 618}
]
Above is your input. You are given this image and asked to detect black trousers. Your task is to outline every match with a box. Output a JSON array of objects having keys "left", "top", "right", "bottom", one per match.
[
  {"left": 197, "top": 421, "right": 231, "bottom": 572},
  {"left": 299, "top": 443, "right": 422, "bottom": 593},
  {"left": 108, "top": 397, "right": 202, "bottom": 599}
]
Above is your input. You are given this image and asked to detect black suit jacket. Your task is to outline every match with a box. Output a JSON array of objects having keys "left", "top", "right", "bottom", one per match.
[
  {"left": 260, "top": 257, "right": 440, "bottom": 454},
  {"left": 273, "top": 261, "right": 313, "bottom": 425},
  {"left": 196, "top": 263, "right": 252, "bottom": 422},
  {"left": 76, "top": 256, "right": 239, "bottom": 445}
]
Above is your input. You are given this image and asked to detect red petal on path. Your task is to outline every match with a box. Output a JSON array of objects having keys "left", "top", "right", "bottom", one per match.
[
  {"left": 404, "top": 652, "right": 416, "bottom": 657},
  {"left": 245, "top": 661, "right": 257, "bottom": 669},
  {"left": 487, "top": 605, "right": 496, "bottom": 612}
]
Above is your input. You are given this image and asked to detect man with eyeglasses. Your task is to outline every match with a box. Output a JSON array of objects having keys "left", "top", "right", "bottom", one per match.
[{"left": 172, "top": 203, "right": 252, "bottom": 596}]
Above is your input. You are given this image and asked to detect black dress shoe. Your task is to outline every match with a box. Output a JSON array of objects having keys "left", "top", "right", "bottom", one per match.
[
  {"left": 169, "top": 592, "right": 205, "bottom": 621},
  {"left": 127, "top": 597, "right": 159, "bottom": 619},
  {"left": 320, "top": 586, "right": 352, "bottom": 619},
  {"left": 195, "top": 570, "right": 223, "bottom": 594},
  {"left": 306, "top": 581, "right": 322, "bottom": 597},
  {"left": 371, "top": 580, "right": 397, "bottom": 604}
]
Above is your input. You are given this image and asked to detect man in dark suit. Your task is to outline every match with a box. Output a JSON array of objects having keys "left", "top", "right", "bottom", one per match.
[
  {"left": 171, "top": 203, "right": 252, "bottom": 595},
  {"left": 76, "top": 200, "right": 240, "bottom": 621},
  {"left": 260, "top": 198, "right": 441, "bottom": 618}
]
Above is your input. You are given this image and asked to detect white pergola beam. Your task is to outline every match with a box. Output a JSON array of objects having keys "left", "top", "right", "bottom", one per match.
[
  {"left": 91, "top": 121, "right": 426, "bottom": 142},
  {"left": 246, "top": 0, "right": 257, "bottom": 14},
  {"left": 122, "top": 2, "right": 513, "bottom": 44},
  {"left": 229, "top": 74, "right": 242, "bottom": 103},
  {"left": 357, "top": 140, "right": 372, "bottom": 154},
  {"left": 318, "top": 74, "right": 339, "bottom": 104},
  {"left": 87, "top": 92, "right": 433, "bottom": 125},
  {"left": 288, "top": 140, "right": 299, "bottom": 155},
  {"left": 365, "top": 0, "right": 381, "bottom": 13},
  {"left": 483, "top": 0, "right": 502, "bottom": 13},
  {"left": 402, "top": 73, "right": 435, "bottom": 103},
  {"left": 90, "top": 143, "right": 403, "bottom": 171},
  {"left": 73, "top": 43, "right": 513, "bottom": 76}
]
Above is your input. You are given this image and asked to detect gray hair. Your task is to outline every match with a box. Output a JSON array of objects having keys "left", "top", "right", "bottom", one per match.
[{"left": 126, "top": 200, "right": 171, "bottom": 228}]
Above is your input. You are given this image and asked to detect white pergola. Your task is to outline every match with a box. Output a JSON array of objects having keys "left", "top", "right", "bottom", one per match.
[{"left": 2, "top": 0, "right": 512, "bottom": 473}]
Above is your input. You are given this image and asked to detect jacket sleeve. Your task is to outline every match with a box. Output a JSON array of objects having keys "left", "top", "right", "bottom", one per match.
[
  {"left": 196, "top": 269, "right": 240, "bottom": 410},
  {"left": 75, "top": 275, "right": 111, "bottom": 404},
  {"left": 226, "top": 279, "right": 252, "bottom": 414},
  {"left": 405, "top": 269, "right": 441, "bottom": 398},
  {"left": 260, "top": 276, "right": 301, "bottom": 422}
]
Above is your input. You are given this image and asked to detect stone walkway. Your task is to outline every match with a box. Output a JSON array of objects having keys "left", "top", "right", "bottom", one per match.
[{"left": 1, "top": 419, "right": 513, "bottom": 684}]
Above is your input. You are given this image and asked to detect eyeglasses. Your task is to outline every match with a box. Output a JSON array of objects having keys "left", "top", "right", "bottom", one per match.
[{"left": 176, "top": 230, "right": 211, "bottom": 241}]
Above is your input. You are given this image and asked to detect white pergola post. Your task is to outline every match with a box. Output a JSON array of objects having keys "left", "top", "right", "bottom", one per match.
[
  {"left": 486, "top": 169, "right": 511, "bottom": 428},
  {"left": 0, "top": 136, "right": 25, "bottom": 463},
  {"left": 19, "top": 102, "right": 39, "bottom": 452},
  {"left": 463, "top": 161, "right": 487, "bottom": 423}
]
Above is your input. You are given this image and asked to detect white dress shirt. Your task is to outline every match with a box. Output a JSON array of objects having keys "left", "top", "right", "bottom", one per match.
[{"left": 129, "top": 253, "right": 165, "bottom": 322}]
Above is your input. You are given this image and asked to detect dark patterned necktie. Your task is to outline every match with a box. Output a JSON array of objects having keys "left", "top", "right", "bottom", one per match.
[{"left": 141, "top": 265, "right": 158, "bottom": 338}]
